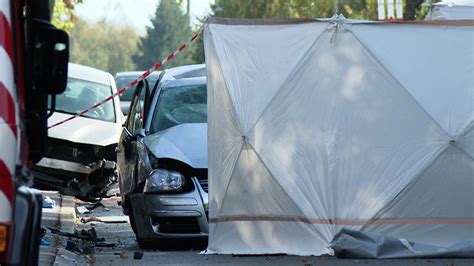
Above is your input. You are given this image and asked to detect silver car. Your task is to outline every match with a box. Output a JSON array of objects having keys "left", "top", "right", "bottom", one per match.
[{"left": 117, "top": 64, "right": 207, "bottom": 248}]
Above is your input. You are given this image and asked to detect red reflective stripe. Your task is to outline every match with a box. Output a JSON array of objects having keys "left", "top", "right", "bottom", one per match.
[
  {"left": 191, "top": 33, "right": 199, "bottom": 42},
  {"left": 104, "top": 96, "right": 113, "bottom": 102},
  {"left": 140, "top": 70, "right": 151, "bottom": 80},
  {"left": 0, "top": 12, "right": 13, "bottom": 62},
  {"left": 129, "top": 80, "right": 138, "bottom": 87},
  {"left": 153, "top": 62, "right": 162, "bottom": 70},
  {"left": 117, "top": 88, "right": 126, "bottom": 95},
  {"left": 166, "top": 53, "right": 174, "bottom": 61},
  {"left": 209, "top": 215, "right": 474, "bottom": 225},
  {"left": 0, "top": 82, "right": 16, "bottom": 137},
  {"left": 0, "top": 160, "right": 14, "bottom": 203},
  {"left": 178, "top": 44, "right": 186, "bottom": 52}
]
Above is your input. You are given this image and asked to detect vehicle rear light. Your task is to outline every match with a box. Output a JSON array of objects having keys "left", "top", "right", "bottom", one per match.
[
  {"left": 0, "top": 223, "right": 10, "bottom": 261},
  {"left": 0, "top": 224, "right": 6, "bottom": 251}
]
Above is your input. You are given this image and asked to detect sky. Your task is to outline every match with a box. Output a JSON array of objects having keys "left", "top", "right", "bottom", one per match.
[{"left": 75, "top": 0, "right": 213, "bottom": 35}]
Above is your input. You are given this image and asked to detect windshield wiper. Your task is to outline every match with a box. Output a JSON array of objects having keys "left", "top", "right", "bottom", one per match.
[
  {"left": 50, "top": 109, "right": 89, "bottom": 118},
  {"left": 50, "top": 109, "right": 77, "bottom": 115}
]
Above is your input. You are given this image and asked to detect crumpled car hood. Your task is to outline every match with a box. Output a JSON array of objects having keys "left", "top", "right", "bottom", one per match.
[
  {"left": 144, "top": 123, "right": 207, "bottom": 169},
  {"left": 48, "top": 112, "right": 122, "bottom": 146}
]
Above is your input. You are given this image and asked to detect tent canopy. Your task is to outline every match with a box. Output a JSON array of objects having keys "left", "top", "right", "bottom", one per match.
[{"left": 204, "top": 18, "right": 474, "bottom": 257}]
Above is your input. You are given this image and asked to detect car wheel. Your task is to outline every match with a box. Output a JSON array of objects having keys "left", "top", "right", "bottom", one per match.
[
  {"left": 128, "top": 201, "right": 157, "bottom": 249},
  {"left": 128, "top": 203, "right": 138, "bottom": 235}
]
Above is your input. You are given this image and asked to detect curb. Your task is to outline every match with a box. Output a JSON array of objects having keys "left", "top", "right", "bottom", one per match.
[
  {"left": 51, "top": 195, "right": 77, "bottom": 266},
  {"left": 58, "top": 196, "right": 76, "bottom": 234}
]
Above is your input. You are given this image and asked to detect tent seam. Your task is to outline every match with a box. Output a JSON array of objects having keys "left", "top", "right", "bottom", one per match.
[
  {"left": 205, "top": 25, "right": 246, "bottom": 224},
  {"left": 215, "top": 143, "right": 244, "bottom": 219},
  {"left": 246, "top": 25, "right": 329, "bottom": 136},
  {"left": 246, "top": 141, "right": 327, "bottom": 238},
  {"left": 360, "top": 143, "right": 449, "bottom": 231}
]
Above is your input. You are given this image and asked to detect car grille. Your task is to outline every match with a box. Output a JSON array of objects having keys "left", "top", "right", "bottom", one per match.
[
  {"left": 193, "top": 169, "right": 208, "bottom": 193},
  {"left": 198, "top": 179, "right": 208, "bottom": 193},
  {"left": 46, "top": 138, "right": 95, "bottom": 163},
  {"left": 152, "top": 217, "right": 200, "bottom": 234}
]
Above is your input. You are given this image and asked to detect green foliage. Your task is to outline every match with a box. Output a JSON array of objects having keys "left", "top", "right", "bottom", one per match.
[
  {"left": 70, "top": 20, "right": 139, "bottom": 75},
  {"left": 210, "top": 0, "right": 379, "bottom": 20},
  {"left": 52, "top": 0, "right": 83, "bottom": 34},
  {"left": 133, "top": 0, "right": 194, "bottom": 70}
]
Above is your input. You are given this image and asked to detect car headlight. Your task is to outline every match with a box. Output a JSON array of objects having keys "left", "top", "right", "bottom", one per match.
[{"left": 144, "top": 169, "right": 185, "bottom": 192}]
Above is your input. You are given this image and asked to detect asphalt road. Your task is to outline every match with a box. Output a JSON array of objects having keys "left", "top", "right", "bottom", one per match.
[{"left": 36, "top": 193, "right": 469, "bottom": 266}]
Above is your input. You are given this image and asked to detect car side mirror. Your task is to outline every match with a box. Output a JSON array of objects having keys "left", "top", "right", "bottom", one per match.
[{"left": 31, "top": 19, "right": 69, "bottom": 94}]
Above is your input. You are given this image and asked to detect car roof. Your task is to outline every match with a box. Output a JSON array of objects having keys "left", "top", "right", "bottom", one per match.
[
  {"left": 162, "top": 76, "right": 207, "bottom": 88},
  {"left": 68, "top": 63, "right": 112, "bottom": 85},
  {"left": 162, "top": 64, "right": 206, "bottom": 80},
  {"left": 115, "top": 71, "right": 162, "bottom": 78}
]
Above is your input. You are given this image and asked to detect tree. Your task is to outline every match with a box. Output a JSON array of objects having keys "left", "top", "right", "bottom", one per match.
[
  {"left": 70, "top": 19, "right": 139, "bottom": 74},
  {"left": 52, "top": 0, "right": 84, "bottom": 34},
  {"left": 133, "top": 0, "right": 194, "bottom": 69}
]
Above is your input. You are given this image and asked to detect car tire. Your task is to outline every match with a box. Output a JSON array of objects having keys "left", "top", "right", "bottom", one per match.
[
  {"left": 128, "top": 201, "right": 157, "bottom": 249},
  {"left": 128, "top": 203, "right": 138, "bottom": 235}
]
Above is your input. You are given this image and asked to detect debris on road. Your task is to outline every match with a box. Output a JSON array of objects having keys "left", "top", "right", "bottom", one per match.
[
  {"left": 40, "top": 239, "right": 51, "bottom": 246},
  {"left": 95, "top": 242, "right": 116, "bottom": 248},
  {"left": 43, "top": 196, "right": 56, "bottom": 208},
  {"left": 81, "top": 216, "right": 127, "bottom": 224},
  {"left": 48, "top": 227, "right": 103, "bottom": 243},
  {"left": 76, "top": 206, "right": 91, "bottom": 214},
  {"left": 83, "top": 201, "right": 110, "bottom": 212},
  {"left": 119, "top": 251, "right": 129, "bottom": 259},
  {"left": 65, "top": 240, "right": 82, "bottom": 253},
  {"left": 134, "top": 251, "right": 144, "bottom": 260}
]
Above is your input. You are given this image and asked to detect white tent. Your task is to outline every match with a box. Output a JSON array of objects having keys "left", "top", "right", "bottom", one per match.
[
  {"left": 426, "top": 0, "right": 474, "bottom": 20},
  {"left": 204, "top": 18, "right": 474, "bottom": 257}
]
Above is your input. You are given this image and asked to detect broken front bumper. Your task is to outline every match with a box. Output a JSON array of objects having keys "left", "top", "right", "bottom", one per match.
[
  {"left": 33, "top": 158, "right": 117, "bottom": 201},
  {"left": 36, "top": 157, "right": 99, "bottom": 174},
  {"left": 131, "top": 177, "right": 208, "bottom": 240}
]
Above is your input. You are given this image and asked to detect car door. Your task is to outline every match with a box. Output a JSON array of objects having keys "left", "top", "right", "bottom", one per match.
[{"left": 117, "top": 81, "right": 145, "bottom": 198}]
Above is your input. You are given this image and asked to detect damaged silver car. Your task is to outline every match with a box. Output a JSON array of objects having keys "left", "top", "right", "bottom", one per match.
[
  {"left": 33, "top": 63, "right": 124, "bottom": 201},
  {"left": 117, "top": 64, "right": 208, "bottom": 248}
]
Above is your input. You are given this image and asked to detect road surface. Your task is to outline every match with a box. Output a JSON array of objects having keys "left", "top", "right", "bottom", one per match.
[{"left": 39, "top": 190, "right": 474, "bottom": 265}]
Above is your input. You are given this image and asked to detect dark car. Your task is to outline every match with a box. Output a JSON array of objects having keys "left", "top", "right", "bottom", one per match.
[{"left": 117, "top": 64, "right": 207, "bottom": 248}]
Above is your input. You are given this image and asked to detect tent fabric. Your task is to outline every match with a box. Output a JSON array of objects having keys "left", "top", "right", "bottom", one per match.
[
  {"left": 203, "top": 18, "right": 474, "bottom": 257},
  {"left": 331, "top": 229, "right": 474, "bottom": 258}
]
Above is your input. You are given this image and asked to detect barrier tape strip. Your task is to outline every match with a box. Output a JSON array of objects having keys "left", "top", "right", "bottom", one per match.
[
  {"left": 209, "top": 215, "right": 474, "bottom": 225},
  {"left": 48, "top": 30, "right": 202, "bottom": 129}
]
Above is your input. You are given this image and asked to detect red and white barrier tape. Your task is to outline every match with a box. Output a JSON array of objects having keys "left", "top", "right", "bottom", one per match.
[{"left": 48, "top": 30, "right": 202, "bottom": 129}]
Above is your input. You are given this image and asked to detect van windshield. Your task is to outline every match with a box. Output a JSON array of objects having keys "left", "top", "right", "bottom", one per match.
[
  {"left": 150, "top": 84, "right": 207, "bottom": 134},
  {"left": 51, "top": 77, "right": 116, "bottom": 122}
]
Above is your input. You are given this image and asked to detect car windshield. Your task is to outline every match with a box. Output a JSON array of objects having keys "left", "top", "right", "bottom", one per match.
[
  {"left": 115, "top": 75, "right": 158, "bottom": 101},
  {"left": 150, "top": 84, "right": 207, "bottom": 134},
  {"left": 51, "top": 77, "right": 116, "bottom": 122}
]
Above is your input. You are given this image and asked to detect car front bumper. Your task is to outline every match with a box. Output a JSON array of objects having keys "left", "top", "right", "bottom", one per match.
[{"left": 130, "top": 177, "right": 208, "bottom": 240}]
